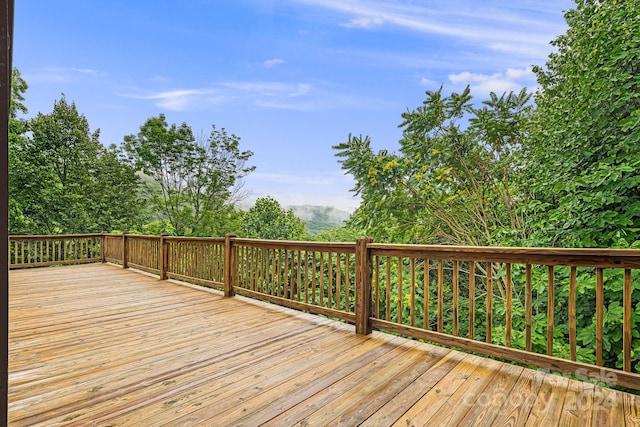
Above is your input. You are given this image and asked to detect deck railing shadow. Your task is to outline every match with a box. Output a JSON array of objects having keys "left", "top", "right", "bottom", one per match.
[{"left": 9, "top": 233, "right": 640, "bottom": 390}]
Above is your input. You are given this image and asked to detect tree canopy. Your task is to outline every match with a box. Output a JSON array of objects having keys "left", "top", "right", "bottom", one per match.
[
  {"left": 335, "top": 86, "right": 533, "bottom": 246},
  {"left": 240, "top": 197, "right": 307, "bottom": 240},
  {"left": 123, "top": 114, "right": 255, "bottom": 236},
  {"left": 10, "top": 95, "right": 144, "bottom": 234},
  {"left": 525, "top": 0, "right": 640, "bottom": 248}
]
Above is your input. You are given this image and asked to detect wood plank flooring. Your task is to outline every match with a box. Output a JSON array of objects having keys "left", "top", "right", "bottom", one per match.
[{"left": 8, "top": 264, "right": 640, "bottom": 426}]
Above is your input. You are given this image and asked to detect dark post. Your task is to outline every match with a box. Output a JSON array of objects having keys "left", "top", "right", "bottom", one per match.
[
  {"left": 159, "top": 233, "right": 168, "bottom": 280},
  {"left": 0, "top": 1, "right": 13, "bottom": 423},
  {"left": 355, "top": 237, "right": 373, "bottom": 335},
  {"left": 122, "top": 231, "right": 129, "bottom": 269},
  {"left": 223, "top": 234, "right": 236, "bottom": 297}
]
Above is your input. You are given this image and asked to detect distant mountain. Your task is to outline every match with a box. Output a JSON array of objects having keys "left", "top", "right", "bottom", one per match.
[{"left": 288, "top": 205, "right": 351, "bottom": 235}]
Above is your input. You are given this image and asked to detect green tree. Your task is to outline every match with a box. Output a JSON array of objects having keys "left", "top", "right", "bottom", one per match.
[
  {"left": 124, "top": 115, "right": 254, "bottom": 236},
  {"left": 12, "top": 96, "right": 144, "bottom": 234},
  {"left": 334, "top": 86, "right": 533, "bottom": 246},
  {"left": 523, "top": 0, "right": 640, "bottom": 371},
  {"left": 526, "top": 0, "right": 640, "bottom": 248},
  {"left": 313, "top": 225, "right": 363, "bottom": 242},
  {"left": 240, "top": 197, "right": 306, "bottom": 240},
  {"left": 8, "top": 69, "right": 35, "bottom": 233}
]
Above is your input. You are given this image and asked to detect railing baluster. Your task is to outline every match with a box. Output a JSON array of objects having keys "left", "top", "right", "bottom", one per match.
[
  {"left": 437, "top": 260, "right": 443, "bottom": 333},
  {"left": 453, "top": 260, "right": 459, "bottom": 336},
  {"left": 374, "top": 256, "right": 380, "bottom": 319},
  {"left": 296, "top": 250, "right": 302, "bottom": 302},
  {"left": 410, "top": 258, "right": 415, "bottom": 327},
  {"left": 506, "top": 263, "right": 512, "bottom": 347},
  {"left": 337, "top": 253, "right": 343, "bottom": 309},
  {"left": 624, "top": 268, "right": 632, "bottom": 372},
  {"left": 569, "top": 266, "right": 577, "bottom": 361},
  {"left": 311, "top": 251, "right": 317, "bottom": 305},
  {"left": 304, "top": 250, "right": 309, "bottom": 303},
  {"left": 385, "top": 257, "right": 391, "bottom": 321},
  {"left": 328, "top": 252, "right": 333, "bottom": 309},
  {"left": 469, "top": 261, "right": 475, "bottom": 340},
  {"left": 318, "top": 252, "right": 324, "bottom": 306},
  {"left": 596, "top": 268, "right": 604, "bottom": 366},
  {"left": 547, "top": 265, "right": 554, "bottom": 356},
  {"left": 486, "top": 262, "right": 492, "bottom": 343},
  {"left": 526, "top": 264, "right": 532, "bottom": 352},
  {"left": 397, "top": 256, "right": 403, "bottom": 325},
  {"left": 423, "top": 258, "right": 429, "bottom": 330},
  {"left": 345, "top": 254, "right": 351, "bottom": 312}
]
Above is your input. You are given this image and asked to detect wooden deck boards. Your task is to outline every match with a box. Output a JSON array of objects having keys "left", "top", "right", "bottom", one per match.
[{"left": 8, "top": 264, "right": 640, "bottom": 426}]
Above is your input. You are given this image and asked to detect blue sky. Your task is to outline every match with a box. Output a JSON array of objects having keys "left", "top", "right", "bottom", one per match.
[{"left": 14, "top": 0, "right": 573, "bottom": 212}]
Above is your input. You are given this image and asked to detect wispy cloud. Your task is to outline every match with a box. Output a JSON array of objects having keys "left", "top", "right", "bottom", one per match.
[
  {"left": 120, "top": 80, "right": 387, "bottom": 112},
  {"left": 26, "top": 66, "right": 104, "bottom": 83},
  {"left": 291, "top": 0, "right": 567, "bottom": 60},
  {"left": 70, "top": 67, "right": 101, "bottom": 75},
  {"left": 448, "top": 67, "right": 536, "bottom": 95},
  {"left": 120, "top": 89, "right": 224, "bottom": 111},
  {"left": 264, "top": 58, "right": 286, "bottom": 67},
  {"left": 223, "top": 81, "right": 311, "bottom": 98}
]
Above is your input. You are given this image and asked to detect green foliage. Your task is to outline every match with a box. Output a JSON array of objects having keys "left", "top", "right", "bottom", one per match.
[
  {"left": 240, "top": 197, "right": 307, "bottom": 240},
  {"left": 335, "top": 86, "right": 533, "bottom": 245},
  {"left": 313, "top": 226, "right": 363, "bottom": 242},
  {"left": 526, "top": 0, "right": 640, "bottom": 248},
  {"left": 141, "top": 219, "right": 176, "bottom": 236},
  {"left": 10, "top": 95, "right": 144, "bottom": 234},
  {"left": 123, "top": 115, "right": 255, "bottom": 236}
]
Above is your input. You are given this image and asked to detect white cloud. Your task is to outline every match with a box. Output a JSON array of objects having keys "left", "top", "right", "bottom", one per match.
[
  {"left": 419, "top": 76, "right": 438, "bottom": 87},
  {"left": 70, "top": 67, "right": 100, "bottom": 75},
  {"left": 448, "top": 67, "right": 536, "bottom": 95},
  {"left": 342, "top": 16, "right": 384, "bottom": 29},
  {"left": 120, "top": 89, "right": 224, "bottom": 111},
  {"left": 264, "top": 58, "right": 286, "bottom": 67}
]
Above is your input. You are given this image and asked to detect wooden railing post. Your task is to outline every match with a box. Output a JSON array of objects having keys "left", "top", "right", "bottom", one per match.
[
  {"left": 100, "top": 232, "right": 107, "bottom": 263},
  {"left": 224, "top": 234, "right": 236, "bottom": 297},
  {"left": 159, "top": 234, "right": 168, "bottom": 280},
  {"left": 122, "top": 231, "right": 129, "bottom": 269},
  {"left": 355, "top": 236, "right": 373, "bottom": 335}
]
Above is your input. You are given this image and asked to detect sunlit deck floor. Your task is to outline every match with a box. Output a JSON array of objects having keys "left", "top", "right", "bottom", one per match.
[{"left": 8, "top": 264, "right": 640, "bottom": 426}]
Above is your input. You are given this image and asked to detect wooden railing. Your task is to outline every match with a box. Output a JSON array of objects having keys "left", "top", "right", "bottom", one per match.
[
  {"left": 232, "top": 238, "right": 358, "bottom": 324},
  {"left": 8, "top": 233, "right": 640, "bottom": 390},
  {"left": 9, "top": 234, "right": 102, "bottom": 268}
]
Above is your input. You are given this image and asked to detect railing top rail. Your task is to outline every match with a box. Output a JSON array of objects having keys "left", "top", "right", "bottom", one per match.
[
  {"left": 123, "top": 234, "right": 161, "bottom": 240},
  {"left": 9, "top": 233, "right": 104, "bottom": 240},
  {"left": 368, "top": 243, "right": 640, "bottom": 268},
  {"left": 233, "top": 237, "right": 356, "bottom": 253},
  {"left": 369, "top": 242, "right": 640, "bottom": 256},
  {"left": 164, "top": 236, "right": 225, "bottom": 244}
]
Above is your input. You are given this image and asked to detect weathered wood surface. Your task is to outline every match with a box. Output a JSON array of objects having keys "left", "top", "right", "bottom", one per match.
[{"left": 9, "top": 264, "right": 640, "bottom": 426}]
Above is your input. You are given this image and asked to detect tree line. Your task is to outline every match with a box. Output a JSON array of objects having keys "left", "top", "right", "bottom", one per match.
[
  {"left": 8, "top": 73, "right": 308, "bottom": 240},
  {"left": 336, "top": 0, "right": 640, "bottom": 250}
]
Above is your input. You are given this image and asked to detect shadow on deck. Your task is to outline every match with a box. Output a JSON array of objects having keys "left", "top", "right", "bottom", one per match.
[{"left": 9, "top": 264, "right": 640, "bottom": 426}]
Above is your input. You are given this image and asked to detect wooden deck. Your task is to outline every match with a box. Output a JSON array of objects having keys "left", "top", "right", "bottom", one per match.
[{"left": 8, "top": 264, "right": 640, "bottom": 426}]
